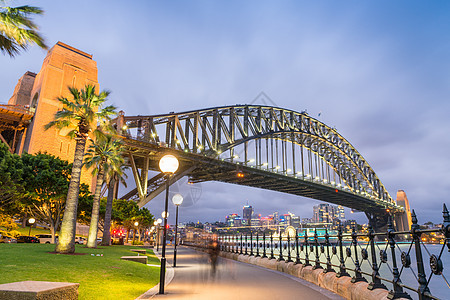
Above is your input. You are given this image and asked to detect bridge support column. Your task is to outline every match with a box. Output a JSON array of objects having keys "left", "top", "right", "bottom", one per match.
[{"left": 366, "top": 211, "right": 390, "bottom": 234}]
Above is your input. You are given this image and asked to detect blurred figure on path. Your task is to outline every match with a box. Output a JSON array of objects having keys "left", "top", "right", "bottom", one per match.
[{"left": 208, "top": 235, "right": 220, "bottom": 276}]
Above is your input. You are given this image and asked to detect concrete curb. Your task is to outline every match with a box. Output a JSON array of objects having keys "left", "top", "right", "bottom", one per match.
[
  {"left": 193, "top": 247, "right": 407, "bottom": 300},
  {"left": 135, "top": 250, "right": 174, "bottom": 300}
]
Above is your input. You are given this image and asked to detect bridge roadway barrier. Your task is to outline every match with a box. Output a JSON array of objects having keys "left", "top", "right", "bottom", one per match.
[{"left": 188, "top": 244, "right": 406, "bottom": 300}]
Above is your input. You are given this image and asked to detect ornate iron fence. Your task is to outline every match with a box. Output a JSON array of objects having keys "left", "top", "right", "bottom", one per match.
[{"left": 210, "top": 206, "right": 449, "bottom": 300}]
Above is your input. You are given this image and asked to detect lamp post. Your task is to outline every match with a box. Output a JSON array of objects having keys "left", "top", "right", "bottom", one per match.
[
  {"left": 28, "top": 218, "right": 35, "bottom": 236},
  {"left": 172, "top": 193, "right": 183, "bottom": 267},
  {"left": 132, "top": 221, "right": 139, "bottom": 244},
  {"left": 155, "top": 218, "right": 162, "bottom": 251},
  {"left": 158, "top": 154, "right": 179, "bottom": 295}
]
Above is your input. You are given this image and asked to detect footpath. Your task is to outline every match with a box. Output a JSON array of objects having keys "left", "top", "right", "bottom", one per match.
[{"left": 138, "top": 246, "right": 342, "bottom": 300}]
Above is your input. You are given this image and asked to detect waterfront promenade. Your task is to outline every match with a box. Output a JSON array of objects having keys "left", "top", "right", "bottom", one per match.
[{"left": 146, "top": 246, "right": 343, "bottom": 300}]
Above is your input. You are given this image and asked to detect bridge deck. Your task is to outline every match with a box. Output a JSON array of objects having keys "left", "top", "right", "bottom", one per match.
[{"left": 122, "top": 138, "right": 398, "bottom": 216}]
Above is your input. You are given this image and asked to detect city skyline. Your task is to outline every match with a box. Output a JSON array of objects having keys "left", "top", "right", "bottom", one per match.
[{"left": 1, "top": 1, "right": 449, "bottom": 225}]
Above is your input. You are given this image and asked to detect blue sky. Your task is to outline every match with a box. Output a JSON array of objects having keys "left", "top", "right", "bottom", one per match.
[{"left": 1, "top": 1, "right": 449, "bottom": 225}]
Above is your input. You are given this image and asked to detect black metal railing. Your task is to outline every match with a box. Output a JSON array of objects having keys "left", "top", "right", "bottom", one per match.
[{"left": 187, "top": 205, "right": 449, "bottom": 300}]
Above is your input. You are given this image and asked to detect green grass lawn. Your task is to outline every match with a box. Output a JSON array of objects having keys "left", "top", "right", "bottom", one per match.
[
  {"left": 0, "top": 244, "right": 160, "bottom": 300},
  {"left": 11, "top": 226, "right": 57, "bottom": 236}
]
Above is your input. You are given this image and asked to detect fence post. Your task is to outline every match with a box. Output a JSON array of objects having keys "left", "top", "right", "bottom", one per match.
[
  {"left": 256, "top": 232, "right": 260, "bottom": 257},
  {"left": 245, "top": 234, "right": 248, "bottom": 255},
  {"left": 231, "top": 234, "right": 234, "bottom": 253},
  {"left": 250, "top": 231, "right": 254, "bottom": 256},
  {"left": 324, "top": 228, "right": 334, "bottom": 273},
  {"left": 336, "top": 224, "right": 349, "bottom": 277},
  {"left": 270, "top": 232, "right": 275, "bottom": 259},
  {"left": 240, "top": 234, "right": 243, "bottom": 255},
  {"left": 304, "top": 229, "right": 311, "bottom": 266},
  {"left": 367, "top": 222, "right": 386, "bottom": 290},
  {"left": 443, "top": 204, "right": 450, "bottom": 252},
  {"left": 262, "top": 230, "right": 267, "bottom": 258},
  {"left": 295, "top": 228, "right": 301, "bottom": 264},
  {"left": 278, "top": 231, "right": 285, "bottom": 261},
  {"left": 411, "top": 210, "right": 431, "bottom": 300},
  {"left": 223, "top": 235, "right": 226, "bottom": 251},
  {"left": 287, "top": 232, "right": 292, "bottom": 262},
  {"left": 351, "top": 225, "right": 366, "bottom": 283},
  {"left": 387, "top": 215, "right": 411, "bottom": 299},
  {"left": 313, "top": 229, "right": 322, "bottom": 269}
]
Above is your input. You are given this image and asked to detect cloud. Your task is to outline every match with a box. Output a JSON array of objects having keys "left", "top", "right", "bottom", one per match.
[{"left": 1, "top": 0, "right": 448, "bottom": 225}]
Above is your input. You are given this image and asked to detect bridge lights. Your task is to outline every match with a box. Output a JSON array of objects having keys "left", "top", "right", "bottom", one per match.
[{"left": 158, "top": 154, "right": 179, "bottom": 295}]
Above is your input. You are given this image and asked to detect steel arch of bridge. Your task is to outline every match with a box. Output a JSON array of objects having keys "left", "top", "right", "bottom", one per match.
[{"left": 117, "top": 105, "right": 403, "bottom": 216}]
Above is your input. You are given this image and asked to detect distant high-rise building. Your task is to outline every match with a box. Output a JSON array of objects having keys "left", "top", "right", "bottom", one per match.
[
  {"left": 243, "top": 205, "right": 253, "bottom": 225},
  {"left": 273, "top": 212, "right": 279, "bottom": 224},
  {"left": 313, "top": 204, "right": 344, "bottom": 224},
  {"left": 226, "top": 214, "right": 241, "bottom": 227},
  {"left": 337, "top": 205, "right": 345, "bottom": 220}
]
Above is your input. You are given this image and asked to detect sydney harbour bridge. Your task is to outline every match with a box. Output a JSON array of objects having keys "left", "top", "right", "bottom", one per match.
[{"left": 114, "top": 105, "right": 404, "bottom": 231}]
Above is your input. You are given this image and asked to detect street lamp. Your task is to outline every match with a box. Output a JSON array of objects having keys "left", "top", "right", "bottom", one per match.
[
  {"left": 172, "top": 193, "right": 183, "bottom": 267},
  {"left": 155, "top": 218, "right": 162, "bottom": 251},
  {"left": 28, "top": 218, "right": 35, "bottom": 236},
  {"left": 158, "top": 154, "right": 179, "bottom": 295},
  {"left": 133, "top": 221, "right": 139, "bottom": 244}
]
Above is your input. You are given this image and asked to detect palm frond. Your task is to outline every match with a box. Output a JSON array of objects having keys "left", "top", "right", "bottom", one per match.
[{"left": 0, "top": 4, "right": 47, "bottom": 57}]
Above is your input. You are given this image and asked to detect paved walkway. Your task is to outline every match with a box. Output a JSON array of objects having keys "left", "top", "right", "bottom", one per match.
[{"left": 144, "top": 246, "right": 343, "bottom": 300}]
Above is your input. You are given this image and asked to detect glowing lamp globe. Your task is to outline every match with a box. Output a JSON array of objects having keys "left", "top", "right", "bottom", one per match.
[
  {"left": 157, "top": 218, "right": 163, "bottom": 224},
  {"left": 159, "top": 155, "right": 179, "bottom": 174},
  {"left": 28, "top": 218, "right": 36, "bottom": 224},
  {"left": 162, "top": 211, "right": 169, "bottom": 218},
  {"left": 172, "top": 194, "right": 184, "bottom": 206},
  {"left": 134, "top": 221, "right": 139, "bottom": 227},
  {"left": 154, "top": 220, "right": 158, "bottom": 226}
]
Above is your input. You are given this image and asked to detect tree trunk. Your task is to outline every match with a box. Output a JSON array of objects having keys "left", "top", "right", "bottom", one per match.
[
  {"left": 22, "top": 214, "right": 27, "bottom": 228},
  {"left": 101, "top": 176, "right": 115, "bottom": 246},
  {"left": 86, "top": 167, "right": 104, "bottom": 248},
  {"left": 55, "top": 137, "right": 86, "bottom": 254},
  {"left": 50, "top": 223, "right": 56, "bottom": 244}
]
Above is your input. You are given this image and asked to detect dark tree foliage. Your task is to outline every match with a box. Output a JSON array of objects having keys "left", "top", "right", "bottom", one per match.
[
  {"left": 0, "top": 144, "right": 94, "bottom": 242},
  {"left": 0, "top": 143, "right": 24, "bottom": 214}
]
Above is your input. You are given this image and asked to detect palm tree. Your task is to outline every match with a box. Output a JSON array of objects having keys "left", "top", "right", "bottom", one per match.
[
  {"left": 0, "top": 1, "right": 47, "bottom": 57},
  {"left": 84, "top": 134, "right": 123, "bottom": 248},
  {"left": 101, "top": 163, "right": 128, "bottom": 246},
  {"left": 45, "top": 84, "right": 115, "bottom": 253}
]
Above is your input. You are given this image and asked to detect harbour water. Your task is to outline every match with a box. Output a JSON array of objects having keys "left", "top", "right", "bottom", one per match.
[{"left": 224, "top": 237, "right": 449, "bottom": 299}]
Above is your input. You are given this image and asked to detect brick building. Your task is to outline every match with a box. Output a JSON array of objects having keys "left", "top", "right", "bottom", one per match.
[{"left": 6, "top": 41, "right": 99, "bottom": 187}]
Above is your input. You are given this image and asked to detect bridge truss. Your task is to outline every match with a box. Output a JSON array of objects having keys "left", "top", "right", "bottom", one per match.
[{"left": 116, "top": 105, "right": 403, "bottom": 217}]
